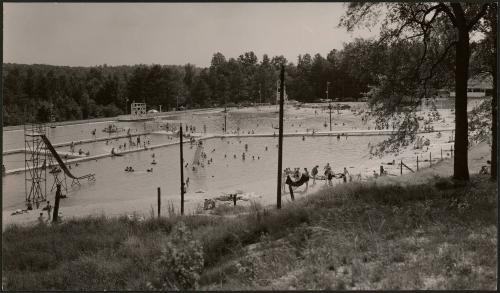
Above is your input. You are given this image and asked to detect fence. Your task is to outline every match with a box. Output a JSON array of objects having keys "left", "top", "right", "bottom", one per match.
[{"left": 391, "top": 145, "right": 454, "bottom": 176}]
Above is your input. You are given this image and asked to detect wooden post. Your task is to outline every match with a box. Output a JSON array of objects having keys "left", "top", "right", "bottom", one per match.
[
  {"left": 52, "top": 184, "right": 61, "bottom": 223},
  {"left": 400, "top": 160, "right": 403, "bottom": 175},
  {"left": 416, "top": 156, "right": 419, "bottom": 171},
  {"left": 157, "top": 187, "right": 161, "bottom": 218},
  {"left": 441, "top": 148, "right": 443, "bottom": 160},
  {"left": 276, "top": 65, "right": 285, "bottom": 209},
  {"left": 429, "top": 152, "right": 432, "bottom": 167},
  {"left": 180, "top": 124, "right": 184, "bottom": 215}
]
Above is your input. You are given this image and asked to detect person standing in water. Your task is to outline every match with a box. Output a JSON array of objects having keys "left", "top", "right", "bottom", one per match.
[
  {"left": 343, "top": 167, "right": 349, "bottom": 183},
  {"left": 326, "top": 169, "right": 333, "bottom": 186},
  {"left": 311, "top": 165, "right": 319, "bottom": 185},
  {"left": 303, "top": 168, "right": 310, "bottom": 191}
]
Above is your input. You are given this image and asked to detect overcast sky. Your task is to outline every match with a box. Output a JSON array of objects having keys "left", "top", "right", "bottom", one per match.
[{"left": 4, "top": 3, "right": 379, "bottom": 67}]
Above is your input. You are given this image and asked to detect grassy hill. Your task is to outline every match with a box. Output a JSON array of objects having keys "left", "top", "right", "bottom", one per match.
[{"left": 2, "top": 167, "right": 496, "bottom": 290}]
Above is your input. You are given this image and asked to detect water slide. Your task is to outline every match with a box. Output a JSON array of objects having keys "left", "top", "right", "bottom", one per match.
[{"left": 40, "top": 134, "right": 96, "bottom": 185}]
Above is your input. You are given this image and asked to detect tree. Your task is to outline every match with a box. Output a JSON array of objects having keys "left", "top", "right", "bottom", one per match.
[
  {"left": 341, "top": 2, "right": 494, "bottom": 181},
  {"left": 469, "top": 3, "right": 497, "bottom": 179}
]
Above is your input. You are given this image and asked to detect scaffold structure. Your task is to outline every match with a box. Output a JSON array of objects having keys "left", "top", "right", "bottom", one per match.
[{"left": 24, "top": 123, "right": 48, "bottom": 206}]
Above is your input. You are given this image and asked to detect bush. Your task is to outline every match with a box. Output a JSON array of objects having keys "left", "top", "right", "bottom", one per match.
[{"left": 149, "top": 222, "right": 204, "bottom": 290}]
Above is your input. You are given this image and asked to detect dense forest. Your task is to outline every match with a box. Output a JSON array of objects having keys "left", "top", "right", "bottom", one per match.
[{"left": 2, "top": 38, "right": 379, "bottom": 126}]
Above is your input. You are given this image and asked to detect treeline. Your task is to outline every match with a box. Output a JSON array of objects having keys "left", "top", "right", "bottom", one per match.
[{"left": 3, "top": 39, "right": 376, "bottom": 126}]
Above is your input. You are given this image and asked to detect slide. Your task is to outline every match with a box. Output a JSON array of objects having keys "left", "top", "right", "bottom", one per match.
[{"left": 40, "top": 135, "right": 95, "bottom": 185}]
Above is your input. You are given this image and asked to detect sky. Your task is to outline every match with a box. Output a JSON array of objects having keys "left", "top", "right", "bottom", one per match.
[{"left": 3, "top": 3, "right": 379, "bottom": 68}]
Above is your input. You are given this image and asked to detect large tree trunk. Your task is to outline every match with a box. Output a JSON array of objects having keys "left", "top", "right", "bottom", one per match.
[
  {"left": 491, "top": 70, "right": 497, "bottom": 180},
  {"left": 453, "top": 29, "right": 470, "bottom": 181}
]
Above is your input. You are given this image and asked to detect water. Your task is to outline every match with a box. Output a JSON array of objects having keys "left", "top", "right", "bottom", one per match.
[
  {"left": 3, "top": 135, "right": 384, "bottom": 211},
  {"left": 3, "top": 105, "right": 371, "bottom": 152}
]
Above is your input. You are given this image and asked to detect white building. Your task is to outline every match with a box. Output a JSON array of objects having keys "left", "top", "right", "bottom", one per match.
[{"left": 449, "top": 74, "right": 493, "bottom": 98}]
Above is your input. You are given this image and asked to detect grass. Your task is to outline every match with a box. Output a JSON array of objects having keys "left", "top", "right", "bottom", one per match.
[{"left": 2, "top": 173, "right": 497, "bottom": 290}]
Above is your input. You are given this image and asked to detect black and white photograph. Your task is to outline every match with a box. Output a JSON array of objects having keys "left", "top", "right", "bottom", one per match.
[{"left": 2, "top": 2, "right": 497, "bottom": 290}]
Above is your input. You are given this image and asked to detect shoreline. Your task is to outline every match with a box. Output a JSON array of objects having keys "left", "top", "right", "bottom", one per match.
[
  {"left": 3, "top": 127, "right": 454, "bottom": 175},
  {"left": 2, "top": 141, "right": 489, "bottom": 231}
]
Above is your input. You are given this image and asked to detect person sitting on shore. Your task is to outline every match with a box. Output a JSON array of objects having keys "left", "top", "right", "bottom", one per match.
[
  {"left": 479, "top": 166, "right": 489, "bottom": 175},
  {"left": 38, "top": 213, "right": 45, "bottom": 225}
]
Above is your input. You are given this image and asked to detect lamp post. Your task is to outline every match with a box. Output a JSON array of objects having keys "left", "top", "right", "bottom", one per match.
[
  {"left": 259, "top": 84, "right": 262, "bottom": 105},
  {"left": 224, "top": 95, "right": 227, "bottom": 134},
  {"left": 327, "top": 81, "right": 332, "bottom": 131}
]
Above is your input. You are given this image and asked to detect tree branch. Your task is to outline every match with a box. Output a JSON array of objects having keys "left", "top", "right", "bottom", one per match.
[
  {"left": 451, "top": 3, "right": 466, "bottom": 28},
  {"left": 420, "top": 40, "right": 457, "bottom": 99},
  {"left": 441, "top": 3, "right": 458, "bottom": 27},
  {"left": 467, "top": 3, "right": 490, "bottom": 31}
]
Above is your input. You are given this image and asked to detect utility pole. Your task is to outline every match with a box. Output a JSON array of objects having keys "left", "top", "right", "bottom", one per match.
[
  {"left": 179, "top": 123, "right": 184, "bottom": 215},
  {"left": 327, "top": 81, "right": 332, "bottom": 131},
  {"left": 277, "top": 65, "right": 285, "bottom": 209},
  {"left": 259, "top": 84, "right": 262, "bottom": 105},
  {"left": 224, "top": 95, "right": 227, "bottom": 134}
]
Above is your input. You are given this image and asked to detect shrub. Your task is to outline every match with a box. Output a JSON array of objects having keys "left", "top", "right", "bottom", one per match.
[{"left": 149, "top": 221, "right": 204, "bottom": 290}]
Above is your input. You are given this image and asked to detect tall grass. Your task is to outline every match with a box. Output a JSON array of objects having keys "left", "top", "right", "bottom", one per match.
[{"left": 3, "top": 174, "right": 497, "bottom": 290}]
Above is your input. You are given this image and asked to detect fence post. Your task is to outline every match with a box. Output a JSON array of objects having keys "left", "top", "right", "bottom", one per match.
[
  {"left": 400, "top": 160, "right": 403, "bottom": 175},
  {"left": 157, "top": 187, "right": 161, "bottom": 218},
  {"left": 52, "top": 184, "right": 61, "bottom": 223},
  {"left": 441, "top": 148, "right": 443, "bottom": 160},
  {"left": 416, "top": 156, "right": 419, "bottom": 171},
  {"left": 429, "top": 152, "right": 432, "bottom": 167}
]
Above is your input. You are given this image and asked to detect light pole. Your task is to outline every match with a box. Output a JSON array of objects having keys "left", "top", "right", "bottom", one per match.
[
  {"left": 326, "top": 81, "right": 332, "bottom": 131},
  {"left": 225, "top": 93, "right": 228, "bottom": 131},
  {"left": 259, "top": 84, "right": 262, "bottom": 105}
]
